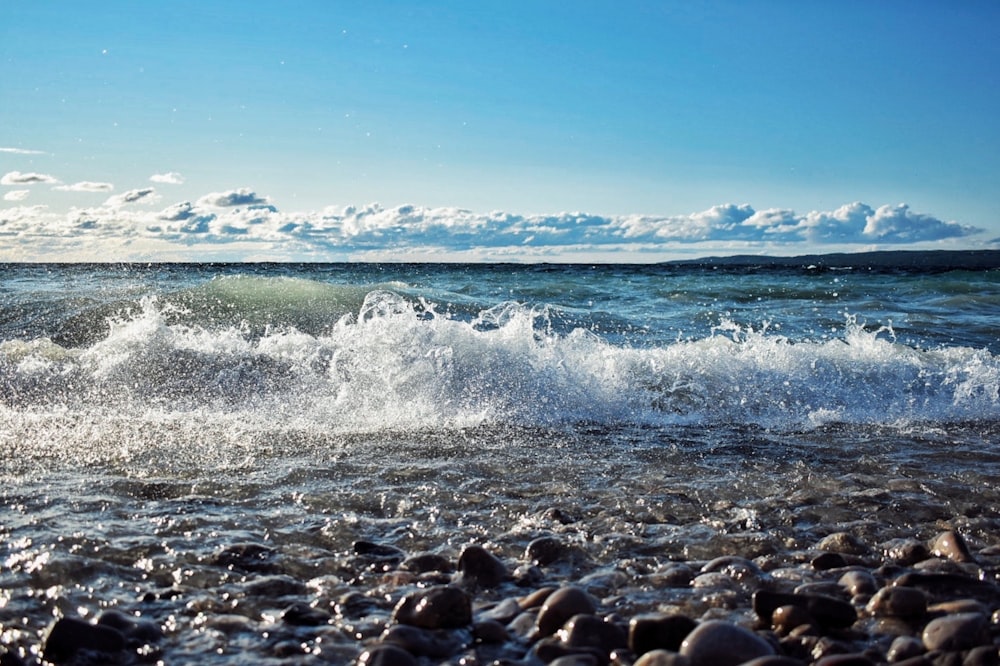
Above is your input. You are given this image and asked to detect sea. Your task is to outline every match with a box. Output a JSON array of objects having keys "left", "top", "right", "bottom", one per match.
[{"left": 2, "top": 253, "right": 1000, "bottom": 663}]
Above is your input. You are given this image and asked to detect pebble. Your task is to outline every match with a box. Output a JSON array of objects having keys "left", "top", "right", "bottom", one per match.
[
  {"left": 839, "top": 570, "right": 878, "bottom": 597},
  {"left": 921, "top": 612, "right": 989, "bottom": 651},
  {"left": 527, "top": 535, "right": 565, "bottom": 565},
  {"left": 629, "top": 613, "right": 698, "bottom": 655},
  {"left": 454, "top": 544, "right": 507, "bottom": 588},
  {"left": 392, "top": 585, "right": 472, "bottom": 629},
  {"left": 557, "top": 613, "right": 628, "bottom": 656},
  {"left": 929, "top": 530, "right": 975, "bottom": 563},
  {"left": 865, "top": 586, "right": 927, "bottom": 618},
  {"left": 753, "top": 590, "right": 857, "bottom": 629},
  {"left": 42, "top": 617, "right": 126, "bottom": 664},
  {"left": 816, "top": 532, "right": 870, "bottom": 556},
  {"left": 678, "top": 619, "right": 775, "bottom": 666},
  {"left": 355, "top": 643, "right": 418, "bottom": 666},
  {"left": 536, "top": 586, "right": 598, "bottom": 637},
  {"left": 633, "top": 650, "right": 691, "bottom": 666}
]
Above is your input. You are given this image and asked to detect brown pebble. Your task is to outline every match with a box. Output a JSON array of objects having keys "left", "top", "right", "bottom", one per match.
[
  {"left": 629, "top": 614, "right": 697, "bottom": 655},
  {"left": 356, "top": 643, "right": 418, "bottom": 666},
  {"left": 866, "top": 586, "right": 928, "bottom": 618},
  {"left": 43, "top": 617, "right": 127, "bottom": 664},
  {"left": 548, "top": 654, "right": 601, "bottom": 666},
  {"left": 536, "top": 586, "right": 598, "bottom": 637},
  {"left": 962, "top": 645, "right": 1000, "bottom": 666},
  {"left": 392, "top": 585, "right": 472, "bottom": 629},
  {"left": 558, "top": 613, "right": 628, "bottom": 656},
  {"left": 927, "top": 599, "right": 988, "bottom": 615},
  {"left": 772, "top": 604, "right": 814, "bottom": 635},
  {"left": 520, "top": 586, "right": 556, "bottom": 609},
  {"left": 929, "top": 530, "right": 975, "bottom": 563},
  {"left": 454, "top": 544, "right": 507, "bottom": 588},
  {"left": 678, "top": 619, "right": 775, "bottom": 666},
  {"left": 752, "top": 590, "right": 857, "bottom": 629},
  {"left": 921, "top": 612, "right": 988, "bottom": 651},
  {"left": 881, "top": 538, "right": 931, "bottom": 566}
]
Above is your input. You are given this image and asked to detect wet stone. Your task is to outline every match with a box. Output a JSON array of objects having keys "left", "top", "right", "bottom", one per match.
[
  {"left": 628, "top": 613, "right": 698, "bottom": 655},
  {"left": 813, "top": 552, "right": 850, "bottom": 570},
  {"left": 678, "top": 619, "right": 775, "bottom": 666},
  {"left": 929, "top": 530, "right": 975, "bottom": 564},
  {"left": 881, "top": 538, "right": 931, "bottom": 566},
  {"left": 839, "top": 569, "right": 878, "bottom": 597},
  {"left": 354, "top": 540, "right": 407, "bottom": 562},
  {"left": 401, "top": 552, "right": 453, "bottom": 574},
  {"left": 392, "top": 585, "right": 472, "bottom": 630},
  {"left": 536, "top": 586, "right": 598, "bottom": 637},
  {"left": 886, "top": 635, "right": 925, "bottom": 662},
  {"left": 96, "top": 609, "right": 163, "bottom": 644},
  {"left": 816, "top": 532, "right": 870, "bottom": 556},
  {"left": 454, "top": 544, "right": 507, "bottom": 588},
  {"left": 557, "top": 613, "right": 628, "bottom": 656},
  {"left": 282, "top": 601, "right": 332, "bottom": 626},
  {"left": 526, "top": 535, "right": 565, "bottom": 565},
  {"left": 633, "top": 649, "right": 691, "bottom": 665},
  {"left": 921, "top": 612, "right": 989, "bottom": 652},
  {"left": 752, "top": 590, "right": 857, "bottom": 629},
  {"left": 355, "top": 643, "right": 418, "bottom": 666},
  {"left": 381, "top": 624, "right": 469, "bottom": 658},
  {"left": 214, "top": 542, "right": 278, "bottom": 573},
  {"left": 772, "top": 604, "right": 814, "bottom": 635},
  {"left": 866, "top": 586, "right": 928, "bottom": 618},
  {"left": 43, "top": 616, "right": 127, "bottom": 664}
]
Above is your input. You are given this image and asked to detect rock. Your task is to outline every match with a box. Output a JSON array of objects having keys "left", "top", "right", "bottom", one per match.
[
  {"left": 354, "top": 540, "right": 407, "bottom": 562},
  {"left": 929, "top": 530, "right": 975, "bottom": 563},
  {"left": 772, "top": 604, "right": 814, "bottom": 634},
  {"left": 536, "top": 586, "right": 598, "bottom": 637},
  {"left": 741, "top": 658, "right": 808, "bottom": 666},
  {"left": 886, "top": 635, "right": 924, "bottom": 662},
  {"left": 921, "top": 612, "right": 989, "bottom": 651},
  {"left": 881, "top": 538, "right": 931, "bottom": 565},
  {"left": 678, "top": 619, "right": 775, "bottom": 666},
  {"left": 548, "top": 654, "right": 601, "bottom": 666},
  {"left": 816, "top": 532, "right": 869, "bottom": 556},
  {"left": 472, "top": 619, "right": 508, "bottom": 643},
  {"left": 752, "top": 590, "right": 857, "bottom": 629},
  {"left": 866, "top": 586, "right": 927, "bottom": 618},
  {"left": 557, "top": 613, "right": 628, "bottom": 656},
  {"left": 629, "top": 614, "right": 697, "bottom": 655},
  {"left": 814, "top": 655, "right": 876, "bottom": 665},
  {"left": 813, "top": 552, "right": 849, "bottom": 570},
  {"left": 282, "top": 602, "right": 332, "bottom": 626},
  {"left": 43, "top": 617, "right": 127, "bottom": 664},
  {"left": 96, "top": 609, "right": 163, "bottom": 644},
  {"left": 355, "top": 643, "right": 418, "bottom": 666},
  {"left": 894, "top": 573, "right": 1000, "bottom": 604},
  {"left": 839, "top": 570, "right": 878, "bottom": 597},
  {"left": 454, "top": 544, "right": 506, "bottom": 588},
  {"left": 244, "top": 574, "right": 309, "bottom": 598},
  {"left": 214, "top": 542, "right": 277, "bottom": 573},
  {"left": 633, "top": 650, "right": 691, "bottom": 665},
  {"left": 392, "top": 585, "right": 472, "bottom": 629},
  {"left": 401, "top": 552, "right": 453, "bottom": 574},
  {"left": 962, "top": 645, "right": 1000, "bottom": 666},
  {"left": 526, "top": 535, "right": 564, "bottom": 565},
  {"left": 380, "top": 624, "right": 468, "bottom": 658}
]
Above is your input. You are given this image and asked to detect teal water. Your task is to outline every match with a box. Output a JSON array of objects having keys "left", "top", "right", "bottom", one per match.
[{"left": 1, "top": 257, "right": 1000, "bottom": 663}]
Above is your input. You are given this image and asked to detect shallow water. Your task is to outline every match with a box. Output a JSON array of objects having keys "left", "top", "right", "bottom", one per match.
[{"left": 2, "top": 259, "right": 1000, "bottom": 662}]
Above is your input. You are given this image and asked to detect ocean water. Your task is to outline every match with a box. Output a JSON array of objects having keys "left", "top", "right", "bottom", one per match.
[{"left": 2, "top": 256, "right": 1000, "bottom": 662}]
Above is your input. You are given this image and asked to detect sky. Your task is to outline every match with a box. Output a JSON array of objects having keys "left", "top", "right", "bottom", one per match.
[{"left": 2, "top": 1, "right": 999, "bottom": 262}]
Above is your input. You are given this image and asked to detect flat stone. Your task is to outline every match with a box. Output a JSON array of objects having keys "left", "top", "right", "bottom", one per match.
[
  {"left": 921, "top": 612, "right": 989, "bottom": 651},
  {"left": 679, "top": 619, "right": 775, "bottom": 666}
]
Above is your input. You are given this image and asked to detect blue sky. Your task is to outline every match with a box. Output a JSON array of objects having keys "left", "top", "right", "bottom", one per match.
[{"left": 2, "top": 1, "right": 998, "bottom": 261}]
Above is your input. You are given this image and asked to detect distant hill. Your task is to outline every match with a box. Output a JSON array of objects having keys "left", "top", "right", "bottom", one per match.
[{"left": 666, "top": 249, "right": 1000, "bottom": 271}]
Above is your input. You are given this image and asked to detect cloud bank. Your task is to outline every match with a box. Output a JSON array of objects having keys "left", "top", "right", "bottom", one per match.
[{"left": 0, "top": 187, "right": 985, "bottom": 261}]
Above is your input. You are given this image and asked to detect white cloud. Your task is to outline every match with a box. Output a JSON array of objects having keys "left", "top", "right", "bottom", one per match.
[
  {"left": 150, "top": 172, "right": 185, "bottom": 185},
  {"left": 0, "top": 194, "right": 983, "bottom": 261},
  {"left": 0, "top": 147, "right": 46, "bottom": 155},
  {"left": 3, "top": 190, "right": 30, "bottom": 202},
  {"left": 197, "top": 187, "right": 269, "bottom": 207},
  {"left": 54, "top": 181, "right": 115, "bottom": 193},
  {"left": 104, "top": 187, "right": 159, "bottom": 207},
  {"left": 1, "top": 171, "right": 59, "bottom": 185}
]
